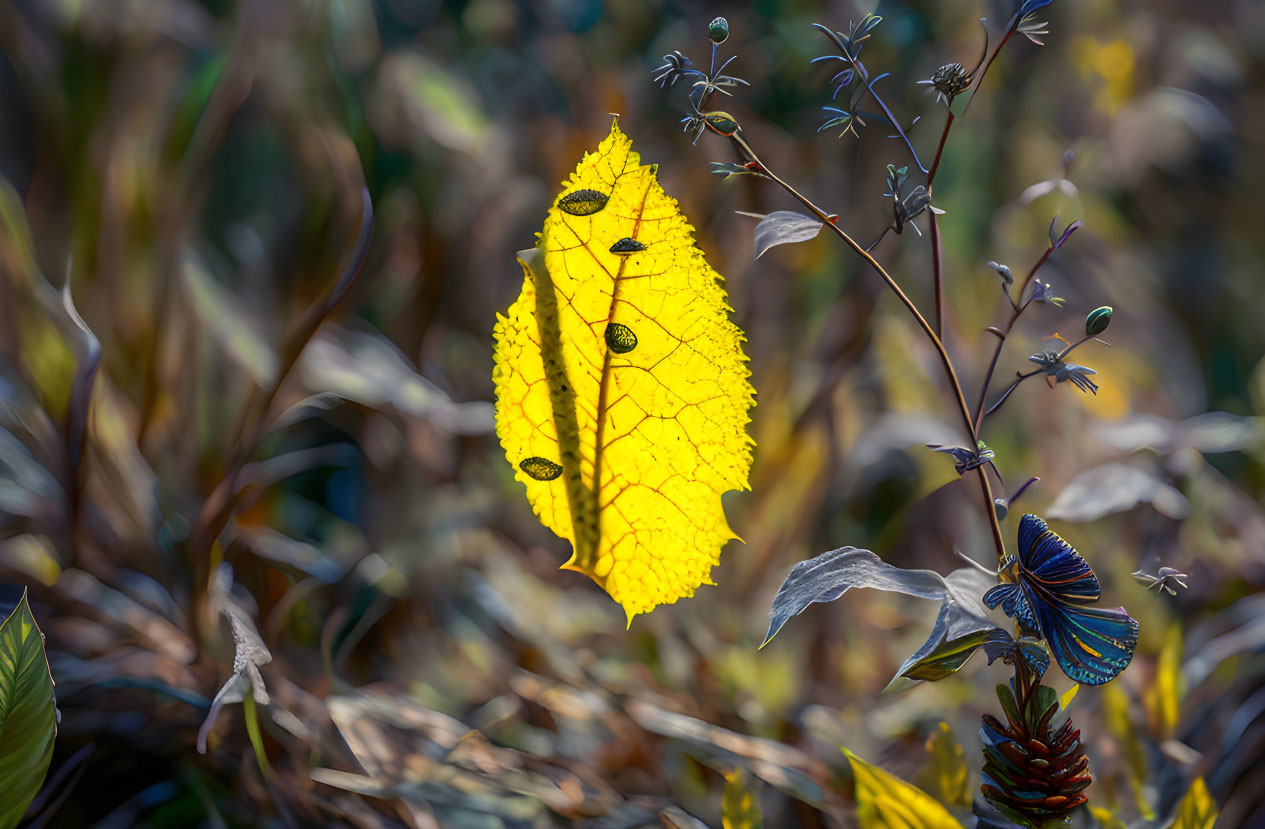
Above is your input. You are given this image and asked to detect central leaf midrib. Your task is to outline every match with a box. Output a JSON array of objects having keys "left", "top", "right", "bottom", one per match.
[{"left": 587, "top": 178, "right": 655, "bottom": 572}]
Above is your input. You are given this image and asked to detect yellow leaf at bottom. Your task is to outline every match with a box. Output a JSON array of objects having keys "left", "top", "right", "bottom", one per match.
[
  {"left": 722, "top": 769, "right": 764, "bottom": 829},
  {"left": 845, "top": 748, "right": 964, "bottom": 829},
  {"left": 1169, "top": 777, "right": 1218, "bottom": 829},
  {"left": 493, "top": 120, "right": 754, "bottom": 620},
  {"left": 920, "top": 722, "right": 969, "bottom": 808}
]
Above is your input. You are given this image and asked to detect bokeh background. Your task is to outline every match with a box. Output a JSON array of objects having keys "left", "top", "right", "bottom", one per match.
[{"left": 1, "top": 0, "right": 1263, "bottom": 825}]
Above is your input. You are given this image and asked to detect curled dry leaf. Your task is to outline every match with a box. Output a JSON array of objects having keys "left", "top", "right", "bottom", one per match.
[{"left": 197, "top": 563, "right": 272, "bottom": 753}]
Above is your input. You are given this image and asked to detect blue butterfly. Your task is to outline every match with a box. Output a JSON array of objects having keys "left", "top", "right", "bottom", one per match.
[{"left": 984, "top": 514, "right": 1138, "bottom": 686}]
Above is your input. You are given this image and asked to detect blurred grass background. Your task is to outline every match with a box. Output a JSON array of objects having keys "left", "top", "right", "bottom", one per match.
[{"left": 1, "top": 0, "right": 1263, "bottom": 826}]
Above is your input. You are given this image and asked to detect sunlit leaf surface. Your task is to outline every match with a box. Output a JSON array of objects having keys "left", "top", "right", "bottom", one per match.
[
  {"left": 493, "top": 120, "right": 754, "bottom": 619},
  {"left": 844, "top": 748, "right": 964, "bottom": 829},
  {"left": 0, "top": 590, "right": 56, "bottom": 829},
  {"left": 1169, "top": 776, "right": 1218, "bottom": 829}
]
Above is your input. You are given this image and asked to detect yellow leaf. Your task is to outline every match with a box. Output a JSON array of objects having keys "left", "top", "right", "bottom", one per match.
[
  {"left": 493, "top": 120, "right": 754, "bottom": 620},
  {"left": 1090, "top": 806, "right": 1127, "bottom": 829},
  {"left": 1169, "top": 777, "right": 1218, "bottom": 829},
  {"left": 845, "top": 748, "right": 964, "bottom": 829},
  {"left": 920, "top": 722, "right": 969, "bottom": 808},
  {"left": 1102, "top": 682, "right": 1153, "bottom": 819},
  {"left": 1145, "top": 621, "right": 1183, "bottom": 738},
  {"left": 1059, "top": 683, "right": 1079, "bottom": 712},
  {"left": 722, "top": 769, "right": 763, "bottom": 829}
]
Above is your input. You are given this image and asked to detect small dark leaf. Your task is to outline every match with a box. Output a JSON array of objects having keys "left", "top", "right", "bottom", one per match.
[
  {"left": 742, "top": 211, "right": 825, "bottom": 259},
  {"left": 898, "top": 628, "right": 994, "bottom": 682},
  {"left": 893, "top": 568, "right": 998, "bottom": 682}
]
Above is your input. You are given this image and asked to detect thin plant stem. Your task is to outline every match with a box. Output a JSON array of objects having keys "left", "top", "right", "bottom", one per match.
[
  {"left": 924, "top": 12, "right": 1020, "bottom": 336},
  {"left": 927, "top": 111, "right": 955, "bottom": 188},
  {"left": 974, "top": 245, "right": 1054, "bottom": 432},
  {"left": 930, "top": 211, "right": 945, "bottom": 338},
  {"left": 191, "top": 189, "right": 374, "bottom": 566},
  {"left": 243, "top": 694, "right": 273, "bottom": 780},
  {"left": 728, "top": 132, "right": 1009, "bottom": 564},
  {"left": 813, "top": 24, "right": 925, "bottom": 173},
  {"left": 926, "top": 112, "right": 954, "bottom": 337},
  {"left": 963, "top": 24, "right": 1017, "bottom": 117}
]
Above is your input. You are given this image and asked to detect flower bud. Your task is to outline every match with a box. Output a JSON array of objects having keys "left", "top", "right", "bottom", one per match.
[
  {"left": 709, "top": 17, "right": 729, "bottom": 44},
  {"left": 1085, "top": 305, "right": 1113, "bottom": 336},
  {"left": 987, "top": 260, "right": 1013, "bottom": 285}
]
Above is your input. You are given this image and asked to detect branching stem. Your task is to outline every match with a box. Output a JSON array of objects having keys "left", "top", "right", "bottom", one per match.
[
  {"left": 973, "top": 244, "right": 1053, "bottom": 432},
  {"left": 727, "top": 132, "right": 1008, "bottom": 564}
]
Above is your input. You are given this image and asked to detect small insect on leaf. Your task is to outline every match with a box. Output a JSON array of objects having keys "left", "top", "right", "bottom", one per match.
[
  {"left": 557, "top": 189, "right": 610, "bottom": 216},
  {"left": 493, "top": 120, "right": 754, "bottom": 621},
  {"left": 520, "top": 456, "right": 563, "bottom": 481},
  {"left": 609, "top": 237, "right": 647, "bottom": 254},
  {"left": 604, "top": 323, "right": 638, "bottom": 354}
]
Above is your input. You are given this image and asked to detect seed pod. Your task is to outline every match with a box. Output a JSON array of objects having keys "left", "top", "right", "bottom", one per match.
[
  {"left": 709, "top": 17, "right": 729, "bottom": 44},
  {"left": 1085, "top": 305, "right": 1113, "bottom": 336},
  {"left": 932, "top": 62, "right": 971, "bottom": 97}
]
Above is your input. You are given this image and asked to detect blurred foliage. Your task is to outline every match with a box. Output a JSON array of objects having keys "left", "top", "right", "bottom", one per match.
[{"left": 0, "top": 0, "right": 1262, "bottom": 826}]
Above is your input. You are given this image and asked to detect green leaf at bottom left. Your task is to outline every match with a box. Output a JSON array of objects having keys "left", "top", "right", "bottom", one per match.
[{"left": 0, "top": 590, "right": 57, "bottom": 829}]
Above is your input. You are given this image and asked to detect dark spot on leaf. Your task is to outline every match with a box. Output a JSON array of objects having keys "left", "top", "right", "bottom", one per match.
[
  {"left": 609, "top": 237, "right": 647, "bottom": 254},
  {"left": 557, "top": 189, "right": 609, "bottom": 216},
  {"left": 605, "top": 323, "right": 638, "bottom": 354},
  {"left": 520, "top": 457, "right": 562, "bottom": 481}
]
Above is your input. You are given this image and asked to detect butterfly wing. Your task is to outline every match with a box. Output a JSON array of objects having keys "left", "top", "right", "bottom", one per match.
[
  {"left": 983, "top": 582, "right": 1039, "bottom": 632},
  {"left": 1022, "top": 578, "right": 1138, "bottom": 685},
  {"left": 1017, "top": 514, "right": 1100, "bottom": 604}
]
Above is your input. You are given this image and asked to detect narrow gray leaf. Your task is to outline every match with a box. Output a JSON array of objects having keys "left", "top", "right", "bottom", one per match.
[
  {"left": 747, "top": 211, "right": 824, "bottom": 258},
  {"left": 762, "top": 547, "right": 948, "bottom": 647}
]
